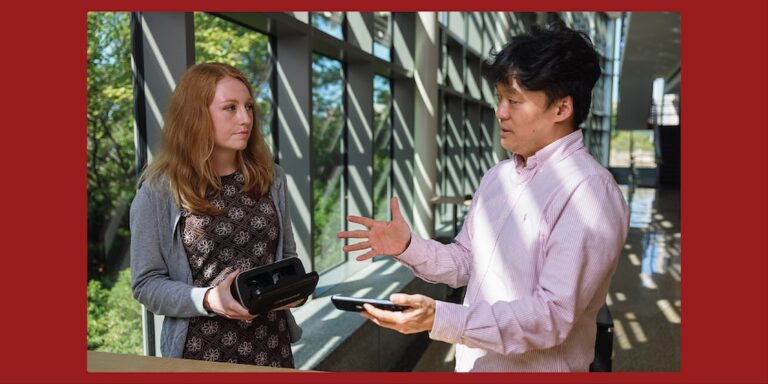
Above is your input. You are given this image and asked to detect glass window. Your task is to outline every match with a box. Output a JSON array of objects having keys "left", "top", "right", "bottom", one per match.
[
  {"left": 372, "top": 75, "right": 392, "bottom": 221},
  {"left": 312, "top": 12, "right": 344, "bottom": 40},
  {"left": 373, "top": 12, "right": 392, "bottom": 61},
  {"left": 438, "top": 12, "right": 449, "bottom": 27},
  {"left": 86, "top": 11, "right": 142, "bottom": 355},
  {"left": 659, "top": 94, "right": 680, "bottom": 126},
  {"left": 195, "top": 12, "right": 275, "bottom": 155},
  {"left": 311, "top": 54, "right": 345, "bottom": 273},
  {"left": 610, "top": 130, "right": 657, "bottom": 168}
]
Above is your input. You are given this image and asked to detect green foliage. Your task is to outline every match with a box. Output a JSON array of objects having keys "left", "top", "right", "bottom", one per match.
[
  {"left": 610, "top": 130, "right": 654, "bottom": 153},
  {"left": 311, "top": 55, "right": 345, "bottom": 273},
  {"left": 87, "top": 269, "right": 143, "bottom": 354},
  {"left": 610, "top": 130, "right": 656, "bottom": 167},
  {"left": 87, "top": 12, "right": 136, "bottom": 280}
]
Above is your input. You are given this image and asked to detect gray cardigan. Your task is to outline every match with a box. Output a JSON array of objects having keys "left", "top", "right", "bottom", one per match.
[{"left": 130, "top": 164, "right": 303, "bottom": 358}]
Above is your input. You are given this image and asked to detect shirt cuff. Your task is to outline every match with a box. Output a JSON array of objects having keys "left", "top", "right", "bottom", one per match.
[
  {"left": 429, "top": 300, "right": 469, "bottom": 345},
  {"left": 394, "top": 232, "right": 430, "bottom": 267},
  {"left": 192, "top": 286, "right": 216, "bottom": 317}
]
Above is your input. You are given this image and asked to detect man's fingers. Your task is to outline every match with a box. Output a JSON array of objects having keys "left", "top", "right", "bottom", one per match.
[
  {"left": 389, "top": 293, "right": 416, "bottom": 306},
  {"left": 363, "top": 304, "right": 399, "bottom": 323},
  {"left": 337, "top": 230, "right": 371, "bottom": 239},
  {"left": 355, "top": 250, "right": 376, "bottom": 261},
  {"left": 347, "top": 215, "right": 375, "bottom": 227},
  {"left": 343, "top": 241, "right": 371, "bottom": 252},
  {"left": 390, "top": 196, "right": 403, "bottom": 222}
]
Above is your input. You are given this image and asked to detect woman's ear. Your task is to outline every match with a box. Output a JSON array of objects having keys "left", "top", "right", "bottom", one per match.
[{"left": 553, "top": 96, "right": 574, "bottom": 123}]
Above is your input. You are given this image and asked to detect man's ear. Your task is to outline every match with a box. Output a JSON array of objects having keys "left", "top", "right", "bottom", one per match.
[{"left": 553, "top": 96, "right": 574, "bottom": 123}]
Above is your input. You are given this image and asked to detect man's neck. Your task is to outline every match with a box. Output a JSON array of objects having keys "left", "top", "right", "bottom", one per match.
[{"left": 517, "top": 126, "right": 578, "bottom": 166}]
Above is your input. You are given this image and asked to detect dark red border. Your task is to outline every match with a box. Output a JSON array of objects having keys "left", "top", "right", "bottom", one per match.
[{"left": 5, "top": 0, "right": 766, "bottom": 383}]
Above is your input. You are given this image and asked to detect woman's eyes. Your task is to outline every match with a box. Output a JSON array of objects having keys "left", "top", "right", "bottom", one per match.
[{"left": 223, "top": 104, "right": 254, "bottom": 111}]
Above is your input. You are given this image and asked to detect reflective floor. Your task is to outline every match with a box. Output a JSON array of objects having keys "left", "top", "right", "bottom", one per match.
[
  {"left": 609, "top": 186, "right": 681, "bottom": 371},
  {"left": 413, "top": 186, "right": 682, "bottom": 372}
]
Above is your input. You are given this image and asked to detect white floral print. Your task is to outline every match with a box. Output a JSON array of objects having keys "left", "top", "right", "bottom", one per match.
[
  {"left": 228, "top": 207, "right": 245, "bottom": 220},
  {"left": 224, "top": 184, "right": 237, "bottom": 197},
  {"left": 201, "top": 320, "right": 220, "bottom": 336},
  {"left": 250, "top": 216, "right": 266, "bottom": 230},
  {"left": 214, "top": 222, "right": 233, "bottom": 236},
  {"left": 218, "top": 248, "right": 233, "bottom": 262},
  {"left": 252, "top": 242, "right": 267, "bottom": 256},
  {"left": 268, "top": 334, "right": 279, "bottom": 349},
  {"left": 190, "top": 255, "right": 205, "bottom": 269},
  {"left": 183, "top": 229, "right": 195, "bottom": 245},
  {"left": 196, "top": 239, "right": 214, "bottom": 254},
  {"left": 234, "top": 172, "right": 245, "bottom": 183},
  {"left": 237, "top": 341, "right": 253, "bottom": 356},
  {"left": 221, "top": 331, "right": 237, "bottom": 346},
  {"left": 203, "top": 262, "right": 218, "bottom": 279},
  {"left": 260, "top": 202, "right": 274, "bottom": 215},
  {"left": 203, "top": 348, "right": 220, "bottom": 361},
  {"left": 241, "top": 195, "right": 255, "bottom": 206},
  {"left": 255, "top": 325, "right": 267, "bottom": 340},
  {"left": 191, "top": 215, "right": 211, "bottom": 227},
  {"left": 187, "top": 336, "right": 202, "bottom": 353},
  {"left": 235, "top": 258, "right": 252, "bottom": 271},
  {"left": 233, "top": 231, "right": 250, "bottom": 245},
  {"left": 179, "top": 176, "right": 293, "bottom": 366},
  {"left": 255, "top": 351, "right": 268, "bottom": 366}
]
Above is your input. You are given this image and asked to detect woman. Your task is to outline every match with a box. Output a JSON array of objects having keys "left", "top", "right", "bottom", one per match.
[{"left": 130, "top": 62, "right": 303, "bottom": 367}]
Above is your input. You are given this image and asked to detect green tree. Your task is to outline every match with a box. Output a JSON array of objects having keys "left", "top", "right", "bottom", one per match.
[
  {"left": 87, "top": 269, "right": 143, "bottom": 354},
  {"left": 87, "top": 12, "right": 135, "bottom": 280},
  {"left": 311, "top": 55, "right": 345, "bottom": 272},
  {"left": 87, "top": 12, "right": 140, "bottom": 354}
]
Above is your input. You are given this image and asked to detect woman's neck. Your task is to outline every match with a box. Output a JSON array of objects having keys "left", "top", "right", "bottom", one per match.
[{"left": 211, "top": 150, "right": 238, "bottom": 176}]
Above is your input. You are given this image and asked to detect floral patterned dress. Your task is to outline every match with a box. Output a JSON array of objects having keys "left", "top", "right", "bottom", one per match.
[{"left": 180, "top": 171, "right": 294, "bottom": 367}]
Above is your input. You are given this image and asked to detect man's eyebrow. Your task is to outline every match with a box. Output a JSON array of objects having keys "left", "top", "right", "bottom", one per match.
[{"left": 495, "top": 84, "right": 518, "bottom": 95}]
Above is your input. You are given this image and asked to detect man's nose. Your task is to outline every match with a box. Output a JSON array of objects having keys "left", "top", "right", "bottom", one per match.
[{"left": 496, "top": 103, "right": 509, "bottom": 120}]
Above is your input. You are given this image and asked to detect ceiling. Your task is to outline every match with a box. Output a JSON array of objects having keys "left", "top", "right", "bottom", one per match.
[{"left": 616, "top": 12, "right": 681, "bottom": 130}]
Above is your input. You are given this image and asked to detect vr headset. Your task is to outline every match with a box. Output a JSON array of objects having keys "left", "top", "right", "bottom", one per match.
[{"left": 230, "top": 257, "right": 318, "bottom": 315}]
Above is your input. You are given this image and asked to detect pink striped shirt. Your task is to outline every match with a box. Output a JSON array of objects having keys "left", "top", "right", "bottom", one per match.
[{"left": 397, "top": 129, "right": 629, "bottom": 372}]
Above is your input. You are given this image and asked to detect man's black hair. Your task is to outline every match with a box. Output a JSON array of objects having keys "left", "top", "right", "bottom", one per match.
[{"left": 481, "top": 20, "right": 602, "bottom": 128}]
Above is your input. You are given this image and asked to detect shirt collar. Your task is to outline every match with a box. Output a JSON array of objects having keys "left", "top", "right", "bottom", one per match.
[{"left": 513, "top": 129, "right": 585, "bottom": 174}]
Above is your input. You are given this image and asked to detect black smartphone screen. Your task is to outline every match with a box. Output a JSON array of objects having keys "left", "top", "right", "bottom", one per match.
[{"left": 331, "top": 295, "right": 410, "bottom": 312}]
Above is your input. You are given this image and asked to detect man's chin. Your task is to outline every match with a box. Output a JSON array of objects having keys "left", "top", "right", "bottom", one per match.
[{"left": 500, "top": 142, "right": 516, "bottom": 153}]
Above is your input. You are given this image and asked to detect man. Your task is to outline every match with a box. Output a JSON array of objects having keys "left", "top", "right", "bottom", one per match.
[{"left": 337, "top": 21, "right": 629, "bottom": 372}]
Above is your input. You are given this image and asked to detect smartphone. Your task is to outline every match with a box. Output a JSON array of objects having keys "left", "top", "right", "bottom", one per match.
[{"left": 331, "top": 295, "right": 410, "bottom": 312}]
